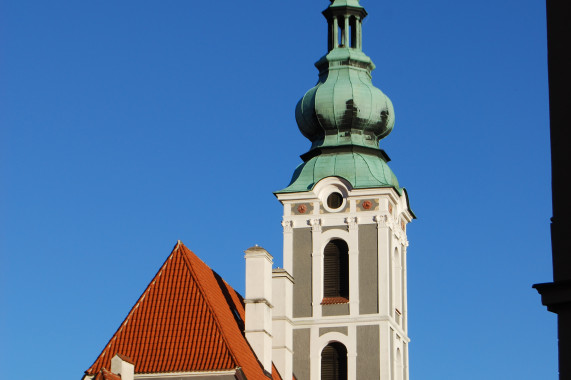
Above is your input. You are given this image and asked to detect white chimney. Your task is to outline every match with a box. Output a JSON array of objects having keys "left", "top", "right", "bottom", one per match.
[
  {"left": 272, "top": 268, "right": 294, "bottom": 380},
  {"left": 244, "top": 245, "right": 273, "bottom": 374},
  {"left": 110, "top": 354, "right": 134, "bottom": 380}
]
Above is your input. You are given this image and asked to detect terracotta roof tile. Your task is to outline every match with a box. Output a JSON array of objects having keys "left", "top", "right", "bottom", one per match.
[
  {"left": 115, "top": 354, "right": 134, "bottom": 364},
  {"left": 94, "top": 369, "right": 121, "bottom": 380},
  {"left": 85, "top": 241, "right": 277, "bottom": 380},
  {"left": 321, "top": 296, "right": 349, "bottom": 305}
]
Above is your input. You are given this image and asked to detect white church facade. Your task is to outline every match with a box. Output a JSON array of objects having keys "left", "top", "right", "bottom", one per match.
[{"left": 83, "top": 1, "right": 414, "bottom": 379}]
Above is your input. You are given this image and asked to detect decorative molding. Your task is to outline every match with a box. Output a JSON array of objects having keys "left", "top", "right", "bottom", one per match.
[
  {"left": 356, "top": 198, "right": 379, "bottom": 212},
  {"left": 272, "top": 316, "right": 294, "bottom": 324},
  {"left": 244, "top": 328, "right": 273, "bottom": 337},
  {"left": 362, "top": 200, "right": 373, "bottom": 210},
  {"left": 281, "top": 220, "right": 293, "bottom": 233},
  {"left": 393, "top": 228, "right": 409, "bottom": 245},
  {"left": 374, "top": 214, "right": 389, "bottom": 228},
  {"left": 244, "top": 298, "right": 274, "bottom": 308},
  {"left": 291, "top": 316, "right": 411, "bottom": 340},
  {"left": 394, "top": 229, "right": 404, "bottom": 243},
  {"left": 309, "top": 218, "right": 322, "bottom": 232},
  {"left": 293, "top": 202, "right": 313, "bottom": 215},
  {"left": 272, "top": 268, "right": 294, "bottom": 283},
  {"left": 345, "top": 216, "right": 358, "bottom": 230}
]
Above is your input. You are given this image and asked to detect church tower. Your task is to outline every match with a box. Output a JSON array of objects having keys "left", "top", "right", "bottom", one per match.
[{"left": 275, "top": 1, "right": 415, "bottom": 379}]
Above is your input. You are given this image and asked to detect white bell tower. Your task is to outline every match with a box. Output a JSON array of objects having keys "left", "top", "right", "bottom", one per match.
[
  {"left": 274, "top": 1, "right": 415, "bottom": 379},
  {"left": 276, "top": 178, "right": 413, "bottom": 380}
]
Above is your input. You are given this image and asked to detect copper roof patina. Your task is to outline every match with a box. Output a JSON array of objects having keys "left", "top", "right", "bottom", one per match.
[{"left": 278, "top": 0, "right": 404, "bottom": 195}]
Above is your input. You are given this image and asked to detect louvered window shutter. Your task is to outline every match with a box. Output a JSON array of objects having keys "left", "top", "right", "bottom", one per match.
[
  {"left": 321, "top": 343, "right": 348, "bottom": 380},
  {"left": 323, "top": 240, "right": 349, "bottom": 299}
]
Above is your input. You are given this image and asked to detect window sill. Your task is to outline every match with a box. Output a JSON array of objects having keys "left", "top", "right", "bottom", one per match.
[{"left": 321, "top": 297, "right": 349, "bottom": 305}]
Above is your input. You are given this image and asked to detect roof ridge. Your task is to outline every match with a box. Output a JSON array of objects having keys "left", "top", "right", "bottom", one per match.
[
  {"left": 175, "top": 243, "right": 240, "bottom": 367},
  {"left": 176, "top": 243, "right": 271, "bottom": 380},
  {"left": 84, "top": 241, "right": 273, "bottom": 379},
  {"left": 85, "top": 242, "right": 180, "bottom": 375}
]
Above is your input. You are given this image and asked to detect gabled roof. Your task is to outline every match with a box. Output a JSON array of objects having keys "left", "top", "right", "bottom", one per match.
[{"left": 85, "top": 241, "right": 280, "bottom": 380}]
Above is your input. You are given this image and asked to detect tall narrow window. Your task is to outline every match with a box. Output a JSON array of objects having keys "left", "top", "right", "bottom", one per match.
[
  {"left": 321, "top": 342, "right": 348, "bottom": 380},
  {"left": 323, "top": 239, "right": 349, "bottom": 300},
  {"left": 338, "top": 17, "right": 344, "bottom": 47},
  {"left": 350, "top": 16, "right": 357, "bottom": 48}
]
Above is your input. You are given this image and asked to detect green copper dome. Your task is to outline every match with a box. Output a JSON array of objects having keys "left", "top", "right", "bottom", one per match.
[
  {"left": 278, "top": 0, "right": 402, "bottom": 194},
  {"left": 295, "top": 49, "right": 395, "bottom": 151},
  {"left": 281, "top": 150, "right": 400, "bottom": 193}
]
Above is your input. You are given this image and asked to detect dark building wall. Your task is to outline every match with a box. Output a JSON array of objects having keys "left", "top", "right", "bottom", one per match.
[
  {"left": 293, "top": 228, "right": 312, "bottom": 318},
  {"left": 322, "top": 303, "right": 349, "bottom": 316},
  {"left": 293, "top": 328, "right": 311, "bottom": 380},
  {"left": 547, "top": 0, "right": 571, "bottom": 283},
  {"left": 534, "top": 3, "right": 571, "bottom": 380},
  {"left": 357, "top": 325, "right": 381, "bottom": 379},
  {"left": 359, "top": 224, "right": 379, "bottom": 314}
]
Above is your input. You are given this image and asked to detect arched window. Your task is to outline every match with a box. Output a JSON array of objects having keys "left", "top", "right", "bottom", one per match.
[
  {"left": 321, "top": 342, "right": 347, "bottom": 380},
  {"left": 323, "top": 239, "right": 349, "bottom": 300}
]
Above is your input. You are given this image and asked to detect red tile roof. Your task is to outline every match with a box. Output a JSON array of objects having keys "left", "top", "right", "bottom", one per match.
[
  {"left": 85, "top": 241, "right": 281, "bottom": 380},
  {"left": 94, "top": 369, "right": 121, "bottom": 380},
  {"left": 114, "top": 354, "right": 134, "bottom": 364}
]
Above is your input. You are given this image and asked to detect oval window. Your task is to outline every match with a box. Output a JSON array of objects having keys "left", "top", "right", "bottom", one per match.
[{"left": 327, "top": 192, "right": 343, "bottom": 209}]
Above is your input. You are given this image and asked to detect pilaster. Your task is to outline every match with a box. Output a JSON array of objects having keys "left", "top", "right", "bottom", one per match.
[
  {"left": 310, "top": 218, "right": 323, "bottom": 319},
  {"left": 272, "top": 269, "right": 294, "bottom": 380},
  {"left": 282, "top": 220, "right": 294, "bottom": 273},
  {"left": 244, "top": 246, "right": 274, "bottom": 373},
  {"left": 375, "top": 214, "right": 392, "bottom": 317},
  {"left": 346, "top": 216, "right": 359, "bottom": 317}
]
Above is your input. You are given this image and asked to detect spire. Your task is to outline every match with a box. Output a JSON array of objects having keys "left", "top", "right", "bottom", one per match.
[{"left": 278, "top": 1, "right": 400, "bottom": 194}]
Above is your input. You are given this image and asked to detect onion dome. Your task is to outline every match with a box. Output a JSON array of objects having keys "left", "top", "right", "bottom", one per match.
[
  {"left": 278, "top": 0, "right": 402, "bottom": 194},
  {"left": 296, "top": 0, "right": 394, "bottom": 151}
]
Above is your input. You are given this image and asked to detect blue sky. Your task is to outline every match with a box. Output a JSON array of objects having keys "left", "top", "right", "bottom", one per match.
[{"left": 0, "top": 0, "right": 554, "bottom": 379}]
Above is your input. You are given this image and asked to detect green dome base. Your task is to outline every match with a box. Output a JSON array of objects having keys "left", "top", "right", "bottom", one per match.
[{"left": 277, "top": 148, "right": 402, "bottom": 194}]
